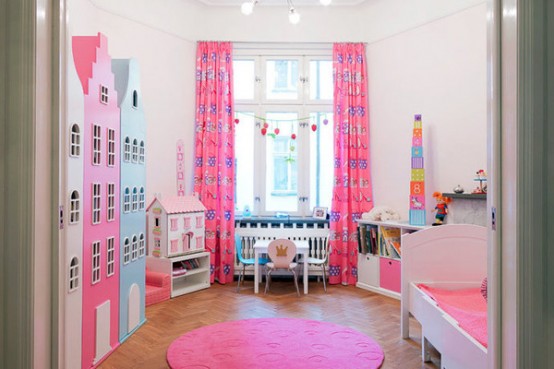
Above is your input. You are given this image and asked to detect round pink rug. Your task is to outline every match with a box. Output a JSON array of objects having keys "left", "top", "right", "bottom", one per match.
[{"left": 166, "top": 318, "right": 384, "bottom": 369}]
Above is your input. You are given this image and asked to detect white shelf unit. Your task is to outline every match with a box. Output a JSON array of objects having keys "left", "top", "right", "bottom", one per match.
[
  {"left": 356, "top": 220, "right": 429, "bottom": 299},
  {"left": 146, "top": 251, "right": 210, "bottom": 298}
]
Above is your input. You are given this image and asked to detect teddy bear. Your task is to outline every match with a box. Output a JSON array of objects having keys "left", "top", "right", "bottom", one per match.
[{"left": 362, "top": 206, "right": 401, "bottom": 221}]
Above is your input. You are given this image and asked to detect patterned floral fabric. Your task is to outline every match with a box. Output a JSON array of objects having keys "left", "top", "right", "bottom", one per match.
[
  {"left": 329, "top": 43, "right": 374, "bottom": 285},
  {"left": 193, "top": 41, "right": 235, "bottom": 284}
]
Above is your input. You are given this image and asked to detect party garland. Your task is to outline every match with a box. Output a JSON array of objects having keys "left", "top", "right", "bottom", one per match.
[{"left": 233, "top": 111, "right": 330, "bottom": 138}]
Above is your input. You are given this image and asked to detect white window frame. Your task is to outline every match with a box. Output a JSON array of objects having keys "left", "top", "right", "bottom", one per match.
[
  {"left": 139, "top": 187, "right": 145, "bottom": 210},
  {"left": 124, "top": 137, "right": 131, "bottom": 162},
  {"left": 234, "top": 48, "right": 333, "bottom": 217},
  {"left": 70, "top": 124, "right": 81, "bottom": 157},
  {"left": 107, "top": 183, "right": 115, "bottom": 222},
  {"left": 131, "top": 235, "right": 138, "bottom": 261},
  {"left": 131, "top": 187, "right": 138, "bottom": 212},
  {"left": 92, "top": 124, "right": 101, "bottom": 165},
  {"left": 106, "top": 237, "right": 115, "bottom": 277},
  {"left": 123, "top": 187, "right": 130, "bottom": 213},
  {"left": 139, "top": 140, "right": 145, "bottom": 164},
  {"left": 69, "top": 190, "right": 80, "bottom": 224},
  {"left": 69, "top": 257, "right": 79, "bottom": 292},
  {"left": 92, "top": 241, "right": 101, "bottom": 284},
  {"left": 139, "top": 233, "right": 145, "bottom": 257},
  {"left": 92, "top": 183, "right": 101, "bottom": 225},
  {"left": 107, "top": 128, "right": 115, "bottom": 167},
  {"left": 132, "top": 138, "right": 138, "bottom": 163},
  {"left": 100, "top": 84, "right": 109, "bottom": 104},
  {"left": 123, "top": 237, "right": 131, "bottom": 265}
]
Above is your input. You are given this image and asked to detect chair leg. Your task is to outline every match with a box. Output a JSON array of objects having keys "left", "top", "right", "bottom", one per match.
[
  {"left": 322, "top": 265, "right": 327, "bottom": 292},
  {"left": 291, "top": 269, "right": 300, "bottom": 297},
  {"left": 236, "top": 265, "right": 243, "bottom": 292},
  {"left": 265, "top": 270, "right": 272, "bottom": 295}
]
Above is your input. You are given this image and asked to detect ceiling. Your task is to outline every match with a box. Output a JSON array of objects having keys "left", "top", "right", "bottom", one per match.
[{"left": 195, "top": 0, "right": 367, "bottom": 6}]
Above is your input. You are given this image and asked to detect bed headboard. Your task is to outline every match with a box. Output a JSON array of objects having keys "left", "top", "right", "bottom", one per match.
[
  {"left": 402, "top": 224, "right": 487, "bottom": 287},
  {"left": 400, "top": 224, "right": 487, "bottom": 339}
]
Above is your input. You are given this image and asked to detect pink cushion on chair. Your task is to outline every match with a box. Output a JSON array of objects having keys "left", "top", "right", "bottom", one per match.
[{"left": 145, "top": 269, "right": 170, "bottom": 306}]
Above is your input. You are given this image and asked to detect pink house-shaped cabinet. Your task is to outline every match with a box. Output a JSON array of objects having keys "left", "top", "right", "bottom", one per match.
[{"left": 146, "top": 196, "right": 206, "bottom": 258}]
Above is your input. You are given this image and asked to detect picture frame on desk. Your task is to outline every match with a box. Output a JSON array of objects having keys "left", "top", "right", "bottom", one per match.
[{"left": 312, "top": 206, "right": 328, "bottom": 220}]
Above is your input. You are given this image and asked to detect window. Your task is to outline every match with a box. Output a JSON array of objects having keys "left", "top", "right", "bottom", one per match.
[
  {"left": 183, "top": 217, "right": 191, "bottom": 229},
  {"left": 92, "top": 183, "right": 101, "bottom": 224},
  {"left": 138, "top": 233, "right": 145, "bottom": 257},
  {"left": 106, "top": 237, "right": 115, "bottom": 277},
  {"left": 196, "top": 236, "right": 203, "bottom": 249},
  {"left": 107, "top": 183, "right": 115, "bottom": 221},
  {"left": 123, "top": 237, "right": 130, "bottom": 264},
  {"left": 234, "top": 50, "right": 333, "bottom": 216},
  {"left": 107, "top": 128, "right": 115, "bottom": 167},
  {"left": 131, "top": 235, "right": 138, "bottom": 261},
  {"left": 69, "top": 257, "right": 79, "bottom": 292},
  {"left": 92, "top": 241, "right": 101, "bottom": 284},
  {"left": 69, "top": 190, "right": 80, "bottom": 224},
  {"left": 123, "top": 187, "right": 130, "bottom": 213},
  {"left": 139, "top": 187, "right": 145, "bottom": 210},
  {"left": 195, "top": 216, "right": 203, "bottom": 228},
  {"left": 154, "top": 217, "right": 160, "bottom": 227},
  {"left": 133, "top": 90, "right": 138, "bottom": 108},
  {"left": 124, "top": 137, "right": 131, "bottom": 162},
  {"left": 132, "top": 139, "right": 138, "bottom": 163},
  {"left": 170, "top": 239, "right": 178, "bottom": 254},
  {"left": 131, "top": 187, "right": 138, "bottom": 212},
  {"left": 100, "top": 85, "right": 109, "bottom": 104},
  {"left": 92, "top": 124, "right": 102, "bottom": 165},
  {"left": 70, "top": 124, "right": 81, "bottom": 157},
  {"left": 170, "top": 218, "right": 178, "bottom": 231},
  {"left": 139, "top": 141, "right": 145, "bottom": 164}
]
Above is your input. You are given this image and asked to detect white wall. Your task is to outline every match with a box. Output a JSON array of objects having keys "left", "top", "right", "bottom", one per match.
[{"left": 68, "top": 0, "right": 487, "bottom": 218}]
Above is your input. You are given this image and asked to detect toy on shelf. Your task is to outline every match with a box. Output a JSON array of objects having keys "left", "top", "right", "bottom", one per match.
[
  {"left": 409, "top": 114, "right": 426, "bottom": 226},
  {"left": 432, "top": 192, "right": 452, "bottom": 226},
  {"left": 473, "top": 169, "right": 487, "bottom": 194}
]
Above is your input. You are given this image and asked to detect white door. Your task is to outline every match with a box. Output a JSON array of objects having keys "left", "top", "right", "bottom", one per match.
[
  {"left": 95, "top": 300, "right": 111, "bottom": 363},
  {"left": 128, "top": 284, "right": 140, "bottom": 333}
]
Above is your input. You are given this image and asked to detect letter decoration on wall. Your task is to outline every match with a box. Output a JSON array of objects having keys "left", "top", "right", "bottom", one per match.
[
  {"left": 177, "top": 139, "right": 185, "bottom": 196},
  {"left": 409, "top": 114, "right": 426, "bottom": 226}
]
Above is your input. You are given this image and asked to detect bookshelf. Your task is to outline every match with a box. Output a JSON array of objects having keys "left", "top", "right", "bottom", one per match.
[
  {"left": 356, "top": 220, "right": 429, "bottom": 299},
  {"left": 146, "top": 251, "right": 210, "bottom": 297}
]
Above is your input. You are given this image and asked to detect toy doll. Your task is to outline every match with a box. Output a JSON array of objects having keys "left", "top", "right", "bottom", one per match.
[{"left": 432, "top": 192, "right": 452, "bottom": 226}]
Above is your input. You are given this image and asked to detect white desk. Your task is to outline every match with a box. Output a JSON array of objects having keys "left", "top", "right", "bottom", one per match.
[{"left": 253, "top": 239, "right": 309, "bottom": 294}]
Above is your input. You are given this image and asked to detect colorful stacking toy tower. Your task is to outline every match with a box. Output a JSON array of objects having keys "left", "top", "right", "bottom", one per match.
[{"left": 409, "top": 114, "right": 426, "bottom": 225}]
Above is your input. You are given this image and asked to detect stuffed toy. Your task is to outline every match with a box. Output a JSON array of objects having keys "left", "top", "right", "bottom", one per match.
[
  {"left": 362, "top": 206, "right": 401, "bottom": 222},
  {"left": 432, "top": 192, "right": 452, "bottom": 225}
]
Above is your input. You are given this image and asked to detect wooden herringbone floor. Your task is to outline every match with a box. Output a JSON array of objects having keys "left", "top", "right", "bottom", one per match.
[{"left": 99, "top": 279, "right": 440, "bottom": 369}]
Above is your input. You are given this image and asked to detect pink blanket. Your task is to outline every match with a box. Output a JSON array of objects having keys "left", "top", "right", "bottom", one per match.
[{"left": 418, "top": 284, "right": 488, "bottom": 348}]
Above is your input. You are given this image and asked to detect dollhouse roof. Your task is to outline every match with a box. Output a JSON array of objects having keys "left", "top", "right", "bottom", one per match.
[{"left": 146, "top": 195, "right": 207, "bottom": 214}]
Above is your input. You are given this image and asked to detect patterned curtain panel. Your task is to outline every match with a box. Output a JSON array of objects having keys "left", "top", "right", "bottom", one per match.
[
  {"left": 194, "top": 41, "right": 235, "bottom": 284},
  {"left": 329, "top": 43, "right": 374, "bottom": 285}
]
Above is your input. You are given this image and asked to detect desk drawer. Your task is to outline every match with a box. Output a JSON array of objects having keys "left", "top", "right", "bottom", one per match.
[{"left": 380, "top": 258, "right": 401, "bottom": 293}]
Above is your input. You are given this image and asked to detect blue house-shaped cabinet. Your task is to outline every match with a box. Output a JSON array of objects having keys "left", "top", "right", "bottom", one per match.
[{"left": 112, "top": 58, "right": 147, "bottom": 341}]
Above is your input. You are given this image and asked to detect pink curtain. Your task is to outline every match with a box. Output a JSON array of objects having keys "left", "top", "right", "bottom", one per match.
[
  {"left": 194, "top": 41, "right": 235, "bottom": 284},
  {"left": 329, "top": 43, "right": 374, "bottom": 285}
]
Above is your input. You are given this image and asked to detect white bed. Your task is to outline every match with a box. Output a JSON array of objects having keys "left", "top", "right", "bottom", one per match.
[{"left": 400, "top": 224, "right": 487, "bottom": 369}]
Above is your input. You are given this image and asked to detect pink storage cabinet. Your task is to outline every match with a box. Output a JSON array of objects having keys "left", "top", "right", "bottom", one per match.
[{"left": 379, "top": 257, "right": 401, "bottom": 293}]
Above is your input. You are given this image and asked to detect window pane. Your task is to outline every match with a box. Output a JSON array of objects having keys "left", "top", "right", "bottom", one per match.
[
  {"left": 233, "top": 60, "right": 255, "bottom": 100},
  {"left": 265, "top": 112, "right": 298, "bottom": 212},
  {"left": 234, "top": 112, "right": 255, "bottom": 214},
  {"left": 266, "top": 60, "right": 298, "bottom": 100},
  {"left": 310, "top": 60, "right": 333, "bottom": 101},
  {"left": 310, "top": 113, "right": 333, "bottom": 210}
]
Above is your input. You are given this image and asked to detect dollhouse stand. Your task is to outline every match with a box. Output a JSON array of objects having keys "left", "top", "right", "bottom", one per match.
[{"left": 146, "top": 251, "right": 210, "bottom": 297}]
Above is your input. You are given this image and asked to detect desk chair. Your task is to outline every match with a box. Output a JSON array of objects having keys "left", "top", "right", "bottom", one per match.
[
  {"left": 236, "top": 235, "right": 269, "bottom": 292},
  {"left": 265, "top": 239, "right": 300, "bottom": 297},
  {"left": 300, "top": 235, "right": 329, "bottom": 292}
]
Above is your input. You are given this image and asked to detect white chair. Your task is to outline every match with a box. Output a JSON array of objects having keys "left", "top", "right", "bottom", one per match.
[
  {"left": 264, "top": 239, "right": 300, "bottom": 297},
  {"left": 300, "top": 235, "right": 329, "bottom": 292}
]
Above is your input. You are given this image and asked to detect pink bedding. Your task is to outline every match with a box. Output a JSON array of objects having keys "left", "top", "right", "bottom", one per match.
[{"left": 418, "top": 284, "right": 488, "bottom": 348}]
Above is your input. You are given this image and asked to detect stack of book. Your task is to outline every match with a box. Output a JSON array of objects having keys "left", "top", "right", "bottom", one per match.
[{"left": 379, "top": 227, "right": 401, "bottom": 259}]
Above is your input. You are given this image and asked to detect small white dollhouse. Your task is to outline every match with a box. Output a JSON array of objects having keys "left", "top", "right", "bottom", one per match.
[{"left": 146, "top": 195, "right": 206, "bottom": 258}]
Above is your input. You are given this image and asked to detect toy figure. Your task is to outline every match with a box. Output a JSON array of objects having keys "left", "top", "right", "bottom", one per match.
[{"left": 432, "top": 192, "right": 452, "bottom": 226}]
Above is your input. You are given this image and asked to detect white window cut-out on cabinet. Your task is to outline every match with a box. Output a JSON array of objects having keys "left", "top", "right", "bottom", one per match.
[
  {"left": 69, "top": 257, "right": 80, "bottom": 292},
  {"left": 139, "top": 141, "right": 145, "bottom": 164},
  {"left": 139, "top": 233, "right": 145, "bottom": 257},
  {"left": 92, "top": 124, "right": 102, "bottom": 165},
  {"left": 69, "top": 190, "right": 80, "bottom": 224},
  {"left": 195, "top": 216, "right": 203, "bottom": 228},
  {"left": 123, "top": 187, "right": 130, "bottom": 213},
  {"left": 132, "top": 187, "right": 138, "bottom": 212},
  {"left": 123, "top": 238, "right": 130, "bottom": 265},
  {"left": 107, "top": 128, "right": 115, "bottom": 167},
  {"left": 132, "top": 90, "right": 138, "bottom": 108},
  {"left": 132, "top": 139, "right": 138, "bottom": 163},
  {"left": 139, "top": 187, "right": 145, "bottom": 210},
  {"left": 92, "top": 183, "right": 101, "bottom": 225},
  {"left": 100, "top": 85, "right": 109, "bottom": 104},
  {"left": 170, "top": 218, "right": 178, "bottom": 231},
  {"left": 107, "top": 183, "right": 115, "bottom": 222},
  {"left": 131, "top": 235, "right": 138, "bottom": 261},
  {"left": 124, "top": 137, "right": 131, "bottom": 162},
  {"left": 106, "top": 237, "right": 115, "bottom": 277},
  {"left": 70, "top": 124, "right": 81, "bottom": 157},
  {"left": 92, "top": 241, "right": 101, "bottom": 284}
]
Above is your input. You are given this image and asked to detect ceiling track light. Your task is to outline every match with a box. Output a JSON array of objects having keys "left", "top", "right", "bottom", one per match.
[{"left": 240, "top": 0, "right": 332, "bottom": 24}]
